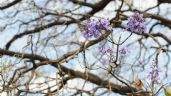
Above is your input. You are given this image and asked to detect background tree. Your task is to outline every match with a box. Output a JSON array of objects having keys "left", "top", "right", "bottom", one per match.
[{"left": 0, "top": 0, "right": 171, "bottom": 96}]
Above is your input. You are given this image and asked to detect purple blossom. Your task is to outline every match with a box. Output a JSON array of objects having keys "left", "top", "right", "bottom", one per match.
[
  {"left": 83, "top": 18, "right": 113, "bottom": 39},
  {"left": 98, "top": 45, "right": 115, "bottom": 63},
  {"left": 119, "top": 47, "right": 130, "bottom": 55},
  {"left": 99, "top": 58, "right": 107, "bottom": 64},
  {"left": 107, "top": 48, "right": 113, "bottom": 54},
  {"left": 148, "top": 63, "right": 161, "bottom": 82},
  {"left": 107, "top": 48, "right": 114, "bottom": 63},
  {"left": 127, "top": 12, "right": 147, "bottom": 33},
  {"left": 99, "top": 46, "right": 107, "bottom": 54}
]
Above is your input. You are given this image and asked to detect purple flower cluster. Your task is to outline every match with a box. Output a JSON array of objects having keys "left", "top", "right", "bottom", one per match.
[
  {"left": 99, "top": 46, "right": 115, "bottom": 63},
  {"left": 99, "top": 45, "right": 131, "bottom": 64},
  {"left": 83, "top": 18, "right": 113, "bottom": 39},
  {"left": 148, "top": 63, "right": 160, "bottom": 82},
  {"left": 127, "top": 12, "right": 146, "bottom": 33}
]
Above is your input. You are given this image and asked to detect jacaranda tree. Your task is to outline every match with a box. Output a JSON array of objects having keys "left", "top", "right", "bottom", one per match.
[{"left": 0, "top": 0, "right": 171, "bottom": 96}]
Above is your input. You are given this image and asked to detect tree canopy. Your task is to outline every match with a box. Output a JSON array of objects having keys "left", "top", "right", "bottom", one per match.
[{"left": 0, "top": 0, "right": 171, "bottom": 96}]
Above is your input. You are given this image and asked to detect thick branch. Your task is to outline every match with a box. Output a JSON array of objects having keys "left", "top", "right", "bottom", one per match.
[
  {"left": 0, "top": 48, "right": 137, "bottom": 95},
  {"left": 158, "top": 0, "right": 171, "bottom": 3},
  {"left": 0, "top": 0, "right": 22, "bottom": 10},
  {"left": 0, "top": 48, "right": 48, "bottom": 61}
]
